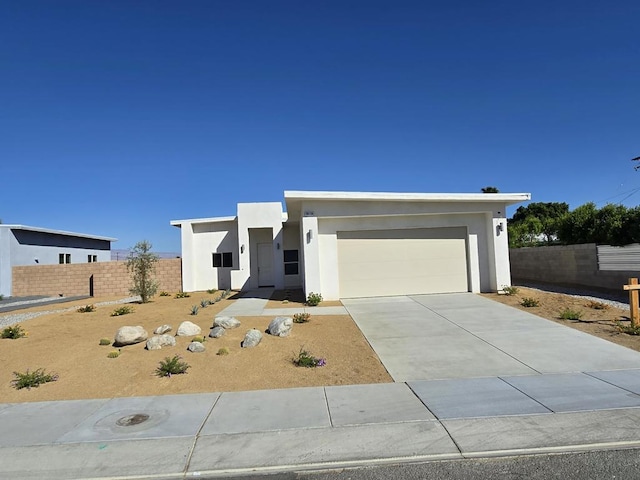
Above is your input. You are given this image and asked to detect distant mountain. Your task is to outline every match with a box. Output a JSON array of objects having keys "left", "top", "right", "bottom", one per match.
[{"left": 111, "top": 249, "right": 180, "bottom": 261}]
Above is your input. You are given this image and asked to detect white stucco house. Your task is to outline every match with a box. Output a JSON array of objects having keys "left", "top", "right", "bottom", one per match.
[
  {"left": 0, "top": 225, "right": 116, "bottom": 297},
  {"left": 171, "top": 190, "right": 530, "bottom": 300}
]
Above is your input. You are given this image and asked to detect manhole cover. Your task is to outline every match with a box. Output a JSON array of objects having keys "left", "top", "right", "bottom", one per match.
[{"left": 116, "top": 413, "right": 150, "bottom": 427}]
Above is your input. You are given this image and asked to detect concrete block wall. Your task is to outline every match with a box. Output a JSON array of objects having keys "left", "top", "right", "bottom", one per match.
[
  {"left": 12, "top": 258, "right": 182, "bottom": 297},
  {"left": 509, "top": 244, "right": 639, "bottom": 294}
]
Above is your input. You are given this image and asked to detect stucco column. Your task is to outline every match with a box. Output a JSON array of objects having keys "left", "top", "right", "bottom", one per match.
[
  {"left": 490, "top": 213, "right": 511, "bottom": 290},
  {"left": 301, "top": 215, "right": 321, "bottom": 295}
]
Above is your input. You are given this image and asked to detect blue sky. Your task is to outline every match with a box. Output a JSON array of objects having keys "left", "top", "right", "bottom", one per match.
[{"left": 2, "top": 1, "right": 639, "bottom": 252}]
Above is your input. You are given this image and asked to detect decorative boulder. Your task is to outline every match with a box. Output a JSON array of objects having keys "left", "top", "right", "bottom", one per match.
[
  {"left": 209, "top": 326, "right": 226, "bottom": 338},
  {"left": 146, "top": 334, "right": 176, "bottom": 350},
  {"left": 267, "top": 317, "right": 293, "bottom": 337},
  {"left": 176, "top": 321, "right": 201, "bottom": 336},
  {"left": 187, "top": 341, "right": 206, "bottom": 353},
  {"left": 114, "top": 326, "right": 148, "bottom": 347},
  {"left": 213, "top": 316, "right": 241, "bottom": 329},
  {"left": 241, "top": 329, "right": 262, "bottom": 348},
  {"left": 154, "top": 324, "right": 172, "bottom": 335}
]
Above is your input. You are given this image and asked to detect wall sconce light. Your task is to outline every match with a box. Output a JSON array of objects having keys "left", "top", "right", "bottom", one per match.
[
  {"left": 306, "top": 229, "right": 313, "bottom": 243},
  {"left": 240, "top": 244, "right": 245, "bottom": 254},
  {"left": 497, "top": 223, "right": 504, "bottom": 233},
  {"left": 276, "top": 242, "right": 280, "bottom": 250}
]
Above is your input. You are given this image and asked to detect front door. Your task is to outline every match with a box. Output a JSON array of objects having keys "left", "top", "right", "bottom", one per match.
[{"left": 257, "top": 243, "right": 274, "bottom": 286}]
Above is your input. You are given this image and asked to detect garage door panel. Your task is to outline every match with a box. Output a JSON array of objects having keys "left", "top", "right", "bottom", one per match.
[{"left": 337, "top": 229, "right": 468, "bottom": 298}]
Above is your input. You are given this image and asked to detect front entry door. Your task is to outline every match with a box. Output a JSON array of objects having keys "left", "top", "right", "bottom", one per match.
[{"left": 257, "top": 243, "right": 274, "bottom": 286}]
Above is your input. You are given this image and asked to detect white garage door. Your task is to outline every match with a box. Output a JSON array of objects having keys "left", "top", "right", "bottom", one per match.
[{"left": 337, "top": 227, "right": 468, "bottom": 298}]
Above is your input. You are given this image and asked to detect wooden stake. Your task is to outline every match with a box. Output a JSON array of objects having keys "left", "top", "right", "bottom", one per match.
[{"left": 629, "top": 278, "right": 639, "bottom": 327}]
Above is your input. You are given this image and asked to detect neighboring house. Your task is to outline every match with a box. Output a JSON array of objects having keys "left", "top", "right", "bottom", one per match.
[
  {"left": 171, "top": 190, "right": 530, "bottom": 300},
  {"left": 0, "top": 225, "right": 116, "bottom": 297}
]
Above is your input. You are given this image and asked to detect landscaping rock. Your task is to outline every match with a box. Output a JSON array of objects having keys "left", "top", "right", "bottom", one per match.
[
  {"left": 176, "top": 321, "right": 201, "bottom": 336},
  {"left": 213, "top": 316, "right": 241, "bottom": 329},
  {"left": 146, "top": 334, "right": 176, "bottom": 350},
  {"left": 187, "top": 341, "right": 206, "bottom": 353},
  {"left": 209, "top": 326, "right": 226, "bottom": 338},
  {"left": 241, "top": 329, "right": 262, "bottom": 348},
  {"left": 114, "top": 326, "right": 148, "bottom": 347},
  {"left": 154, "top": 324, "right": 172, "bottom": 335},
  {"left": 267, "top": 316, "right": 293, "bottom": 337}
]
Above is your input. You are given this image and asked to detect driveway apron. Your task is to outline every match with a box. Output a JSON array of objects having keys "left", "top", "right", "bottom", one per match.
[{"left": 342, "top": 294, "right": 640, "bottom": 382}]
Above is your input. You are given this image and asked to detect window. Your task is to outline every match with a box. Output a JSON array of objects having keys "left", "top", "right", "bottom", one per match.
[
  {"left": 88, "top": 255, "right": 97, "bottom": 263},
  {"left": 59, "top": 253, "right": 71, "bottom": 264},
  {"left": 284, "top": 249, "right": 299, "bottom": 275},
  {"left": 213, "top": 252, "right": 233, "bottom": 268}
]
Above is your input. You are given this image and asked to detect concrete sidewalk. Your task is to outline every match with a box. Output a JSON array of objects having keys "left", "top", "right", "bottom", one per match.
[{"left": 3, "top": 372, "right": 640, "bottom": 479}]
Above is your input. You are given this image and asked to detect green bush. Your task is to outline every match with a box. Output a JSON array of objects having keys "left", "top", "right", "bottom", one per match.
[
  {"left": 306, "top": 292, "right": 323, "bottom": 306},
  {"left": 501, "top": 285, "right": 519, "bottom": 296},
  {"left": 207, "top": 288, "right": 217, "bottom": 294},
  {"left": 11, "top": 368, "right": 58, "bottom": 390},
  {"left": 217, "top": 347, "right": 229, "bottom": 356},
  {"left": 200, "top": 299, "right": 209, "bottom": 308},
  {"left": 616, "top": 321, "right": 640, "bottom": 336},
  {"left": 175, "top": 291, "right": 190, "bottom": 299},
  {"left": 292, "top": 347, "right": 326, "bottom": 368},
  {"left": 110, "top": 305, "right": 134, "bottom": 316},
  {"left": 1, "top": 325, "right": 27, "bottom": 339},
  {"left": 159, "top": 291, "right": 170, "bottom": 297},
  {"left": 586, "top": 300, "right": 610, "bottom": 310},
  {"left": 190, "top": 305, "right": 199, "bottom": 315},
  {"left": 191, "top": 335, "right": 206, "bottom": 343},
  {"left": 156, "top": 355, "right": 190, "bottom": 377},
  {"left": 221, "top": 289, "right": 231, "bottom": 299},
  {"left": 99, "top": 338, "right": 111, "bottom": 346},
  {"left": 559, "top": 308, "right": 583, "bottom": 320},
  {"left": 0, "top": 294, "right": 4, "bottom": 301},
  {"left": 107, "top": 350, "right": 120, "bottom": 358},
  {"left": 77, "top": 304, "right": 96, "bottom": 313},
  {"left": 293, "top": 312, "right": 311, "bottom": 323},
  {"left": 520, "top": 297, "right": 540, "bottom": 308}
]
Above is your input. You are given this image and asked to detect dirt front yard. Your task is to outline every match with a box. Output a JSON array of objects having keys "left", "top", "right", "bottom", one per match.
[{"left": 0, "top": 293, "right": 391, "bottom": 403}]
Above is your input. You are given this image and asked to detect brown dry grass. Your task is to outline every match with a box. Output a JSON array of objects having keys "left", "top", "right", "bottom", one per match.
[
  {"left": 483, "top": 286, "right": 639, "bottom": 351},
  {"left": 0, "top": 292, "right": 391, "bottom": 403}
]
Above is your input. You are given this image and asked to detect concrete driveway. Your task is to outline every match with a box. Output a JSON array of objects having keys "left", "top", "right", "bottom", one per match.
[{"left": 342, "top": 293, "right": 640, "bottom": 382}]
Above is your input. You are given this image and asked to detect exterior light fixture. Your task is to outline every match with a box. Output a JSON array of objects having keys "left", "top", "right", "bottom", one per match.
[{"left": 240, "top": 244, "right": 245, "bottom": 254}]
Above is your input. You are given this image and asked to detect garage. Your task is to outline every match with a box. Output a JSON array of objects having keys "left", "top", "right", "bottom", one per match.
[{"left": 337, "top": 227, "right": 469, "bottom": 298}]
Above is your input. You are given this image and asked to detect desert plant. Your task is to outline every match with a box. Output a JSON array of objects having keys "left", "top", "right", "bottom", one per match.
[
  {"left": 77, "top": 304, "right": 96, "bottom": 313},
  {"left": 11, "top": 368, "right": 58, "bottom": 390},
  {"left": 306, "top": 292, "right": 323, "bottom": 306},
  {"left": 207, "top": 288, "right": 217, "bottom": 294},
  {"left": 0, "top": 294, "right": 3, "bottom": 301},
  {"left": 155, "top": 355, "right": 190, "bottom": 377},
  {"left": 501, "top": 285, "right": 519, "bottom": 296},
  {"left": 107, "top": 350, "right": 120, "bottom": 358},
  {"left": 127, "top": 240, "right": 159, "bottom": 303},
  {"left": 191, "top": 335, "right": 206, "bottom": 343},
  {"left": 217, "top": 347, "right": 229, "bottom": 356},
  {"left": 190, "top": 305, "right": 199, "bottom": 315},
  {"left": 159, "top": 291, "right": 170, "bottom": 297},
  {"left": 292, "top": 347, "right": 326, "bottom": 368},
  {"left": 110, "top": 305, "right": 134, "bottom": 317},
  {"left": 200, "top": 299, "right": 209, "bottom": 308},
  {"left": 615, "top": 321, "right": 640, "bottom": 335},
  {"left": 99, "top": 338, "right": 111, "bottom": 346},
  {"left": 559, "top": 308, "right": 583, "bottom": 320},
  {"left": 293, "top": 312, "right": 311, "bottom": 323},
  {"left": 587, "top": 300, "right": 610, "bottom": 310},
  {"left": 221, "top": 289, "right": 231, "bottom": 299},
  {"left": 1, "top": 325, "right": 27, "bottom": 339},
  {"left": 175, "top": 291, "right": 190, "bottom": 299},
  {"left": 520, "top": 297, "right": 540, "bottom": 308}
]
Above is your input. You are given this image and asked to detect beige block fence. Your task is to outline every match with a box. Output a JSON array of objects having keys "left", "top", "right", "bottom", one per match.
[{"left": 12, "top": 258, "right": 182, "bottom": 297}]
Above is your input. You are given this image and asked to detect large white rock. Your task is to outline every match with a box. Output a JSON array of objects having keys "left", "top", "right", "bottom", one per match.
[
  {"left": 267, "top": 317, "right": 293, "bottom": 337},
  {"left": 209, "top": 326, "right": 226, "bottom": 338},
  {"left": 114, "top": 326, "right": 148, "bottom": 347},
  {"left": 146, "top": 334, "right": 176, "bottom": 350},
  {"left": 241, "top": 329, "right": 262, "bottom": 348},
  {"left": 213, "top": 316, "right": 241, "bottom": 329},
  {"left": 176, "top": 321, "right": 201, "bottom": 336},
  {"left": 187, "top": 341, "right": 206, "bottom": 353}
]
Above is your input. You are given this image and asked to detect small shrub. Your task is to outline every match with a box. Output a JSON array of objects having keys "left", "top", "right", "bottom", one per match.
[
  {"left": 0, "top": 294, "right": 4, "bottom": 301},
  {"left": 501, "top": 285, "right": 519, "bottom": 296},
  {"left": 190, "top": 305, "right": 199, "bottom": 315},
  {"left": 1, "top": 325, "right": 27, "bottom": 339},
  {"left": 207, "top": 288, "right": 217, "bottom": 294},
  {"left": 107, "top": 350, "right": 120, "bottom": 358},
  {"left": 99, "top": 338, "right": 111, "bottom": 346},
  {"left": 156, "top": 355, "right": 190, "bottom": 377},
  {"left": 175, "top": 291, "right": 190, "bottom": 299},
  {"left": 293, "top": 312, "right": 311, "bottom": 323},
  {"left": 159, "top": 291, "right": 170, "bottom": 297},
  {"left": 615, "top": 321, "right": 640, "bottom": 335},
  {"left": 200, "top": 299, "right": 209, "bottom": 308},
  {"left": 110, "top": 305, "right": 134, "bottom": 317},
  {"left": 191, "top": 335, "right": 206, "bottom": 343},
  {"left": 221, "top": 289, "right": 231, "bottom": 299},
  {"left": 559, "top": 308, "right": 583, "bottom": 320},
  {"left": 587, "top": 300, "right": 610, "bottom": 310},
  {"left": 306, "top": 292, "right": 323, "bottom": 306},
  {"left": 520, "top": 297, "right": 540, "bottom": 308},
  {"left": 77, "top": 304, "right": 96, "bottom": 313},
  {"left": 217, "top": 347, "right": 229, "bottom": 356},
  {"left": 292, "top": 347, "right": 326, "bottom": 368},
  {"left": 11, "top": 369, "right": 58, "bottom": 390}
]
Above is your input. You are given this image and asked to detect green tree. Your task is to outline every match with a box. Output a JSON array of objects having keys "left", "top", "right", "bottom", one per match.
[
  {"left": 510, "top": 202, "right": 569, "bottom": 245},
  {"left": 126, "top": 240, "right": 159, "bottom": 303},
  {"left": 481, "top": 186, "right": 500, "bottom": 193},
  {"left": 557, "top": 202, "right": 598, "bottom": 244}
]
